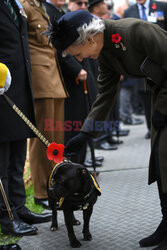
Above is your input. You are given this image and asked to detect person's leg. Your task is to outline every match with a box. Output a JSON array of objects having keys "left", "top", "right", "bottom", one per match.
[
  {"left": 144, "top": 89, "right": 151, "bottom": 139},
  {"left": 30, "top": 98, "right": 64, "bottom": 200},
  {"left": 107, "top": 96, "right": 123, "bottom": 144},
  {"left": 120, "top": 85, "right": 143, "bottom": 125},
  {"left": 157, "top": 179, "right": 167, "bottom": 227},
  {"left": 139, "top": 134, "right": 167, "bottom": 247},
  {"left": 119, "top": 86, "right": 132, "bottom": 122},
  {"left": 0, "top": 141, "right": 37, "bottom": 236},
  {"left": 30, "top": 99, "right": 54, "bottom": 200},
  {"left": 8, "top": 139, "right": 27, "bottom": 212},
  {"left": 0, "top": 141, "right": 17, "bottom": 223}
]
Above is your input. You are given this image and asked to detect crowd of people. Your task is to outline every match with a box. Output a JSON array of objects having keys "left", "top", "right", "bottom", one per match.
[{"left": 0, "top": 0, "right": 167, "bottom": 249}]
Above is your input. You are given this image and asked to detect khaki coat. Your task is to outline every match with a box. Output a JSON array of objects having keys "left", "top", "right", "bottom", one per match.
[{"left": 21, "top": 0, "right": 68, "bottom": 99}]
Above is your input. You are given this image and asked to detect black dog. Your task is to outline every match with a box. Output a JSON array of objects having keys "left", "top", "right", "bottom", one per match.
[{"left": 47, "top": 160, "right": 101, "bottom": 248}]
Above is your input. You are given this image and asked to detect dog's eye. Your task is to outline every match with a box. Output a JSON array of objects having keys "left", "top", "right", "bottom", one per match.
[
  {"left": 51, "top": 179, "right": 55, "bottom": 186},
  {"left": 58, "top": 179, "right": 65, "bottom": 185}
]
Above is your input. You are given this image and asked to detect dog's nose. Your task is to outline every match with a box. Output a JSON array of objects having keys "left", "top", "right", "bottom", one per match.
[{"left": 48, "top": 187, "right": 54, "bottom": 192}]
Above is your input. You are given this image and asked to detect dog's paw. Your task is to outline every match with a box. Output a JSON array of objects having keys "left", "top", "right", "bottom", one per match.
[
  {"left": 83, "top": 232, "right": 92, "bottom": 241},
  {"left": 70, "top": 239, "right": 82, "bottom": 248},
  {"left": 50, "top": 225, "right": 58, "bottom": 231},
  {"left": 73, "top": 219, "right": 81, "bottom": 226}
]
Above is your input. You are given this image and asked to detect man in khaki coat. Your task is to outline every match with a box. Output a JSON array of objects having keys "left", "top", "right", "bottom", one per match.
[
  {"left": 21, "top": 0, "right": 68, "bottom": 209},
  {"left": 50, "top": 10, "right": 167, "bottom": 249}
]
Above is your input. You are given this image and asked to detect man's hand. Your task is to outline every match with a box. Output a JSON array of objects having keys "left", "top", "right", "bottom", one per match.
[
  {"left": 152, "top": 110, "right": 167, "bottom": 130},
  {"left": 0, "top": 63, "right": 11, "bottom": 95},
  {"left": 63, "top": 132, "right": 91, "bottom": 157}
]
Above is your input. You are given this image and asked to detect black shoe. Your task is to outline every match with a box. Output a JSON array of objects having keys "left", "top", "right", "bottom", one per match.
[
  {"left": 0, "top": 244, "right": 22, "bottom": 250},
  {"left": 96, "top": 142, "right": 118, "bottom": 150},
  {"left": 112, "top": 129, "right": 130, "bottom": 137},
  {"left": 17, "top": 207, "right": 52, "bottom": 224},
  {"left": 139, "top": 220, "right": 167, "bottom": 247},
  {"left": 34, "top": 198, "right": 51, "bottom": 210},
  {"left": 123, "top": 117, "right": 143, "bottom": 125},
  {"left": 1, "top": 220, "right": 38, "bottom": 237},
  {"left": 152, "top": 235, "right": 167, "bottom": 250},
  {"left": 84, "top": 160, "right": 102, "bottom": 168},
  {"left": 95, "top": 156, "right": 104, "bottom": 162},
  {"left": 107, "top": 137, "right": 123, "bottom": 145},
  {"left": 145, "top": 130, "right": 151, "bottom": 139}
]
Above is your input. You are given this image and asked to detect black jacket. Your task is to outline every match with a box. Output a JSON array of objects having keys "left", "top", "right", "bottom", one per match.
[{"left": 0, "top": 0, "right": 35, "bottom": 142}]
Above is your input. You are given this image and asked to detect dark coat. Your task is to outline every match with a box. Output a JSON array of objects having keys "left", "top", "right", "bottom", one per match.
[
  {"left": 82, "top": 18, "right": 167, "bottom": 192},
  {"left": 0, "top": 0, "right": 35, "bottom": 142}
]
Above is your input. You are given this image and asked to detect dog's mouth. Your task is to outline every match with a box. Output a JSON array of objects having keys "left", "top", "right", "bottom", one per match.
[{"left": 52, "top": 189, "right": 68, "bottom": 200}]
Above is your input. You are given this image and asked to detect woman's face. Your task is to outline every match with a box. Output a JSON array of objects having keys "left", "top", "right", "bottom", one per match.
[{"left": 66, "top": 36, "right": 102, "bottom": 61}]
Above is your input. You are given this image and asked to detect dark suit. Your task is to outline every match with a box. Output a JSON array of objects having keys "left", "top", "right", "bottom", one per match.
[
  {"left": 44, "top": 2, "right": 98, "bottom": 163},
  {"left": 0, "top": 0, "right": 35, "bottom": 223},
  {"left": 124, "top": 0, "right": 167, "bottom": 30}
]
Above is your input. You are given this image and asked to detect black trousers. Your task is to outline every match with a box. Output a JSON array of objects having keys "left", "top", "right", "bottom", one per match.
[
  {"left": 153, "top": 132, "right": 167, "bottom": 221},
  {"left": 139, "top": 89, "right": 151, "bottom": 131},
  {"left": 0, "top": 139, "right": 27, "bottom": 223}
]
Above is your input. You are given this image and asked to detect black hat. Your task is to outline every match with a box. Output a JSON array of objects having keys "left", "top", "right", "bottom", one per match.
[
  {"left": 49, "top": 10, "right": 93, "bottom": 52},
  {"left": 88, "top": 0, "right": 103, "bottom": 9}
]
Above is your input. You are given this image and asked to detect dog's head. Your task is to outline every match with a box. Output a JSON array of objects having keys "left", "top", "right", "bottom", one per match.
[{"left": 48, "top": 160, "right": 89, "bottom": 200}]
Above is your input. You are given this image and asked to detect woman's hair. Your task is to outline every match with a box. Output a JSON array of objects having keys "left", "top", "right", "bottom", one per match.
[{"left": 62, "top": 17, "right": 105, "bottom": 57}]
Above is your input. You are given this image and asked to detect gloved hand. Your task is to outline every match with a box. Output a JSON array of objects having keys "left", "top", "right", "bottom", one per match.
[
  {"left": 152, "top": 110, "right": 167, "bottom": 130},
  {"left": 63, "top": 132, "right": 91, "bottom": 157},
  {"left": 0, "top": 63, "right": 11, "bottom": 95}
]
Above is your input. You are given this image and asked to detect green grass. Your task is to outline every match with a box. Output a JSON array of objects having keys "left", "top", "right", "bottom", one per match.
[
  {"left": 0, "top": 184, "right": 44, "bottom": 246},
  {"left": 25, "top": 184, "right": 44, "bottom": 214}
]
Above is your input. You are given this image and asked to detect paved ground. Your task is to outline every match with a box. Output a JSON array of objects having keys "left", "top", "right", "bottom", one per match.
[{"left": 19, "top": 117, "right": 162, "bottom": 250}]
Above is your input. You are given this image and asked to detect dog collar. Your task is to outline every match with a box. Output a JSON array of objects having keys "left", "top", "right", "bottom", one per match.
[
  {"left": 48, "top": 162, "right": 60, "bottom": 188},
  {"left": 48, "top": 159, "right": 71, "bottom": 188},
  {"left": 48, "top": 160, "right": 71, "bottom": 208},
  {"left": 90, "top": 174, "right": 101, "bottom": 195},
  {"left": 82, "top": 173, "right": 101, "bottom": 210}
]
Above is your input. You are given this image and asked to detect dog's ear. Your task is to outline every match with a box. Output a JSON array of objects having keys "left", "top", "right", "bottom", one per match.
[{"left": 77, "top": 167, "right": 88, "bottom": 176}]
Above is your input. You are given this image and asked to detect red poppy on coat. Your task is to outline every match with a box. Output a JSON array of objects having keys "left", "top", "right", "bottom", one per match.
[
  {"left": 47, "top": 142, "right": 65, "bottom": 163},
  {"left": 112, "top": 33, "right": 122, "bottom": 44},
  {"left": 152, "top": 3, "right": 157, "bottom": 10}
]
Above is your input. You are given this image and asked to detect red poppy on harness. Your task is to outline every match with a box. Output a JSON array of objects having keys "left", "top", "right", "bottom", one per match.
[
  {"left": 47, "top": 142, "right": 65, "bottom": 163},
  {"left": 112, "top": 33, "right": 122, "bottom": 44}
]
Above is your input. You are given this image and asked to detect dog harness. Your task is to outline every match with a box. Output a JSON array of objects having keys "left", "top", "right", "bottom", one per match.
[{"left": 48, "top": 160, "right": 101, "bottom": 210}]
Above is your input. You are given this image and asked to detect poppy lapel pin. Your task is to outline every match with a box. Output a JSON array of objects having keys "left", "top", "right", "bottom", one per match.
[
  {"left": 47, "top": 142, "right": 65, "bottom": 163},
  {"left": 112, "top": 33, "right": 126, "bottom": 51},
  {"left": 152, "top": 3, "right": 157, "bottom": 10}
]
